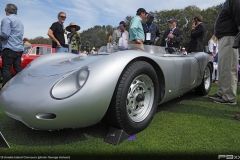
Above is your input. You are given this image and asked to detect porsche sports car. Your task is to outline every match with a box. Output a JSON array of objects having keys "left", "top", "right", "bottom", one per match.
[{"left": 0, "top": 45, "right": 213, "bottom": 135}]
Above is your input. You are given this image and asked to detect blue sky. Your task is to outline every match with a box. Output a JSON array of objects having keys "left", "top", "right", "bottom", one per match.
[{"left": 0, "top": 0, "right": 224, "bottom": 39}]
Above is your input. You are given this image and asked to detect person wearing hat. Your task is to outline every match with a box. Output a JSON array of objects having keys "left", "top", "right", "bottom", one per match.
[
  {"left": 160, "top": 17, "right": 183, "bottom": 50},
  {"left": 111, "top": 21, "right": 129, "bottom": 49},
  {"left": 181, "top": 47, "right": 187, "bottom": 55},
  {"left": 188, "top": 14, "right": 206, "bottom": 53},
  {"left": 142, "top": 12, "right": 161, "bottom": 45},
  {"left": 23, "top": 38, "right": 31, "bottom": 46},
  {"left": 47, "top": 12, "right": 68, "bottom": 53},
  {"left": 129, "top": 8, "right": 148, "bottom": 45},
  {"left": 66, "top": 22, "right": 81, "bottom": 54},
  {"left": 90, "top": 47, "right": 97, "bottom": 55}
]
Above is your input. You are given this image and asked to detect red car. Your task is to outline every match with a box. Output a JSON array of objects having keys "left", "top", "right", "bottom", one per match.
[{"left": 0, "top": 44, "right": 55, "bottom": 78}]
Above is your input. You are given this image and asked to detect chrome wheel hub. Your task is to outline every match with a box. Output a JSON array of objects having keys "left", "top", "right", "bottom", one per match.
[
  {"left": 204, "top": 67, "right": 211, "bottom": 90},
  {"left": 126, "top": 75, "right": 154, "bottom": 122}
]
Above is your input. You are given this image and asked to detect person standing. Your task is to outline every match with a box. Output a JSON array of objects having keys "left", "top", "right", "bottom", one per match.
[
  {"left": 208, "top": 35, "right": 218, "bottom": 58},
  {"left": 181, "top": 47, "right": 187, "bottom": 55},
  {"left": 212, "top": 52, "right": 219, "bottom": 83},
  {"left": 66, "top": 22, "right": 81, "bottom": 54},
  {"left": 160, "top": 18, "right": 183, "bottom": 50},
  {"left": 47, "top": 12, "right": 68, "bottom": 53},
  {"left": 23, "top": 38, "right": 31, "bottom": 46},
  {"left": 90, "top": 47, "right": 97, "bottom": 55},
  {"left": 0, "top": 3, "right": 24, "bottom": 88},
  {"left": 209, "top": 0, "right": 240, "bottom": 106},
  {"left": 208, "top": 35, "right": 218, "bottom": 83},
  {"left": 188, "top": 14, "right": 206, "bottom": 53},
  {"left": 112, "top": 21, "right": 129, "bottom": 49},
  {"left": 142, "top": 12, "right": 161, "bottom": 45},
  {"left": 22, "top": 38, "right": 31, "bottom": 52},
  {"left": 129, "top": 8, "right": 148, "bottom": 44}
]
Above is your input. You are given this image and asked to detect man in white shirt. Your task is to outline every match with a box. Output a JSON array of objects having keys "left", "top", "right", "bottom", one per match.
[
  {"left": 112, "top": 21, "right": 129, "bottom": 49},
  {"left": 91, "top": 47, "right": 97, "bottom": 54}
]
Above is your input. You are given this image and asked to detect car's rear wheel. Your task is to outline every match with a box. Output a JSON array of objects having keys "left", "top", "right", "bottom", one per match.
[
  {"left": 106, "top": 61, "right": 159, "bottom": 135},
  {"left": 195, "top": 63, "right": 212, "bottom": 96}
]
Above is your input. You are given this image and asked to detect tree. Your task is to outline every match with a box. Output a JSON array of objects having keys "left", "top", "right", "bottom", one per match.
[
  {"left": 200, "top": 4, "right": 222, "bottom": 47},
  {"left": 80, "top": 25, "right": 116, "bottom": 50},
  {"left": 29, "top": 36, "right": 52, "bottom": 44},
  {"left": 124, "top": 15, "right": 134, "bottom": 31}
]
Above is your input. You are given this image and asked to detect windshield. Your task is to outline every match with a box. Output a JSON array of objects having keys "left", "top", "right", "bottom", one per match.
[
  {"left": 23, "top": 46, "right": 31, "bottom": 54},
  {"left": 23, "top": 48, "right": 30, "bottom": 54},
  {"left": 97, "top": 44, "right": 181, "bottom": 55}
]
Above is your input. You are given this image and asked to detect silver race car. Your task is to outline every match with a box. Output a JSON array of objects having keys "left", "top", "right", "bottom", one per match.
[{"left": 0, "top": 45, "right": 213, "bottom": 135}]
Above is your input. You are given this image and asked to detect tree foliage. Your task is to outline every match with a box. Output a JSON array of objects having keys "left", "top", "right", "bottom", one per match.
[
  {"left": 124, "top": 15, "right": 134, "bottom": 31},
  {"left": 29, "top": 36, "right": 52, "bottom": 44},
  {"left": 81, "top": 25, "right": 116, "bottom": 50}
]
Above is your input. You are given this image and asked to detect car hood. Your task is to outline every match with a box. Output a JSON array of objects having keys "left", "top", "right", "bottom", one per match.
[{"left": 28, "top": 55, "right": 105, "bottom": 77}]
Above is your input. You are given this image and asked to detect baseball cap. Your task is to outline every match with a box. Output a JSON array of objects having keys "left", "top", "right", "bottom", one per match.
[
  {"left": 147, "top": 12, "right": 155, "bottom": 18},
  {"left": 137, "top": 8, "right": 148, "bottom": 14},
  {"left": 167, "top": 18, "right": 177, "bottom": 23},
  {"left": 119, "top": 21, "right": 127, "bottom": 27}
]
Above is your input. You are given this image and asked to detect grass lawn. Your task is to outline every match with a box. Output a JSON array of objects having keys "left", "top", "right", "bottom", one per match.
[{"left": 0, "top": 84, "right": 240, "bottom": 160}]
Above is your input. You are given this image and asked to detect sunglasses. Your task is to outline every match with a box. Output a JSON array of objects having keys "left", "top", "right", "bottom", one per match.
[{"left": 59, "top": 16, "right": 66, "bottom": 19}]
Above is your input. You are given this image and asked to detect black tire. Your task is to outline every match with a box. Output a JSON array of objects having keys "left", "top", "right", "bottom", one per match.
[
  {"left": 195, "top": 63, "right": 212, "bottom": 96},
  {"left": 106, "top": 61, "right": 159, "bottom": 135}
]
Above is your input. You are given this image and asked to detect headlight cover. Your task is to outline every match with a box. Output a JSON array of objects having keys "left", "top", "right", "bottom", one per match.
[{"left": 50, "top": 67, "right": 89, "bottom": 100}]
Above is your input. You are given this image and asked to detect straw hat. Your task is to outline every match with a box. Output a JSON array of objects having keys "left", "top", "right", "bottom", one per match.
[{"left": 66, "top": 22, "right": 81, "bottom": 32}]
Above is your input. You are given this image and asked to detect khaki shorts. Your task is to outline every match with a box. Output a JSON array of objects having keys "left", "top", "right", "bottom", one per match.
[{"left": 130, "top": 41, "right": 144, "bottom": 51}]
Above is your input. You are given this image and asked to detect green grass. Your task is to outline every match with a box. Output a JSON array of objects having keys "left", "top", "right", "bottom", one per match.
[{"left": 0, "top": 84, "right": 240, "bottom": 160}]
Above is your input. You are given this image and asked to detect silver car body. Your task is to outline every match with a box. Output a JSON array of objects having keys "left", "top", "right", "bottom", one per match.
[{"left": 0, "top": 45, "right": 213, "bottom": 130}]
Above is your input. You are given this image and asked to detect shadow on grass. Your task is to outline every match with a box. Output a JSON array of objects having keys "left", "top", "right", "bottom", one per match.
[
  {"left": 156, "top": 90, "right": 238, "bottom": 120},
  {"left": 0, "top": 114, "right": 110, "bottom": 147}
]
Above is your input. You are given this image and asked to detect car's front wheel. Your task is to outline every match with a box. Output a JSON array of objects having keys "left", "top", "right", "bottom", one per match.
[{"left": 106, "top": 61, "right": 159, "bottom": 135}]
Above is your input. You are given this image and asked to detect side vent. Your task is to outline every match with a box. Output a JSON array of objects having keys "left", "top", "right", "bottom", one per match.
[{"left": 36, "top": 113, "right": 56, "bottom": 120}]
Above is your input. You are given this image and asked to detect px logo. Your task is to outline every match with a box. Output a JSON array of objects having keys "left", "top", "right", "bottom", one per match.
[{"left": 218, "top": 155, "right": 240, "bottom": 159}]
